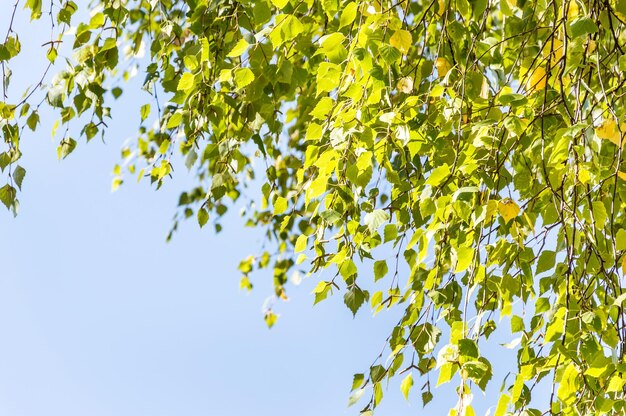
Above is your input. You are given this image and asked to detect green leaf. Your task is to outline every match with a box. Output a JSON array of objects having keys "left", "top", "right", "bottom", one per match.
[
  {"left": 591, "top": 201, "right": 607, "bottom": 229},
  {"left": 619, "top": 55, "right": 626, "bottom": 73},
  {"left": 321, "top": 0, "right": 338, "bottom": 18},
  {"left": 47, "top": 86, "right": 65, "bottom": 108},
  {"left": 227, "top": 38, "right": 250, "bottom": 58},
  {"left": 364, "top": 209, "right": 390, "bottom": 233},
  {"left": 0, "top": 184, "right": 16, "bottom": 210},
  {"left": 614, "top": 292, "right": 626, "bottom": 307},
  {"left": 462, "top": 361, "right": 489, "bottom": 383},
  {"left": 0, "top": 153, "right": 10, "bottom": 172},
  {"left": 454, "top": 246, "right": 474, "bottom": 273},
  {"left": 339, "top": 2, "right": 357, "bottom": 28},
  {"left": 511, "top": 315, "right": 524, "bottom": 333},
  {"left": 89, "top": 12, "right": 104, "bottom": 28},
  {"left": 269, "top": 15, "right": 303, "bottom": 47},
  {"left": 197, "top": 208, "right": 209, "bottom": 228},
  {"left": 270, "top": 0, "right": 289, "bottom": 9},
  {"left": 383, "top": 224, "right": 397, "bottom": 242},
  {"left": 57, "top": 138, "right": 77, "bottom": 159},
  {"left": 536, "top": 250, "right": 556, "bottom": 274},
  {"left": 316, "top": 62, "right": 341, "bottom": 95},
  {"left": 557, "top": 363, "right": 579, "bottom": 404},
  {"left": 347, "top": 388, "right": 364, "bottom": 407},
  {"left": 46, "top": 46, "right": 58, "bottom": 63},
  {"left": 159, "top": 139, "right": 170, "bottom": 154},
  {"left": 425, "top": 164, "right": 450, "bottom": 187},
  {"left": 185, "top": 149, "right": 198, "bottom": 170},
  {"left": 13, "top": 165, "right": 25, "bottom": 190},
  {"left": 166, "top": 111, "right": 183, "bottom": 129},
  {"left": 9, "top": 2, "right": 626, "bottom": 412},
  {"left": 294, "top": 234, "right": 307, "bottom": 253},
  {"left": 606, "top": 375, "right": 625, "bottom": 393},
  {"left": 411, "top": 323, "right": 441, "bottom": 354},
  {"left": 351, "top": 373, "right": 365, "bottom": 391},
  {"left": 26, "top": 111, "right": 39, "bottom": 131},
  {"left": 389, "top": 29, "right": 412, "bottom": 54},
  {"left": 310, "top": 97, "right": 334, "bottom": 120},
  {"left": 458, "top": 339, "right": 479, "bottom": 358},
  {"left": 253, "top": 1, "right": 272, "bottom": 24},
  {"left": 617, "top": 229, "right": 626, "bottom": 251},
  {"left": 568, "top": 17, "right": 598, "bottom": 38},
  {"left": 305, "top": 123, "right": 323, "bottom": 141},
  {"left": 344, "top": 287, "right": 366, "bottom": 316},
  {"left": 234, "top": 67, "right": 255, "bottom": 89},
  {"left": 313, "top": 281, "right": 332, "bottom": 305},
  {"left": 26, "top": 0, "right": 42, "bottom": 20},
  {"left": 370, "top": 365, "right": 386, "bottom": 383},
  {"left": 379, "top": 44, "right": 402, "bottom": 64},
  {"left": 140, "top": 104, "right": 150, "bottom": 121},
  {"left": 317, "top": 32, "right": 346, "bottom": 62},
  {"left": 373, "top": 260, "right": 388, "bottom": 281},
  {"left": 274, "top": 196, "right": 288, "bottom": 215},
  {"left": 339, "top": 259, "right": 357, "bottom": 279},
  {"left": 177, "top": 72, "right": 195, "bottom": 91}
]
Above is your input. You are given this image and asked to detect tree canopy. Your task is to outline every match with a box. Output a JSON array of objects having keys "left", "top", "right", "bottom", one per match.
[{"left": 4, "top": 0, "right": 626, "bottom": 414}]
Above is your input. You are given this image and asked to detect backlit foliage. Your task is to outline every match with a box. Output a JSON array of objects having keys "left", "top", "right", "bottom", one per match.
[{"left": 5, "top": 0, "right": 626, "bottom": 414}]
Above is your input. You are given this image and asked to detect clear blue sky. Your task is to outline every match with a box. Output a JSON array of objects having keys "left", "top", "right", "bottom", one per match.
[{"left": 0, "top": 4, "right": 537, "bottom": 416}]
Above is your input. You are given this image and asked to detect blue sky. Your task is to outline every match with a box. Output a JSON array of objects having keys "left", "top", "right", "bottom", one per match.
[
  {"left": 0, "top": 90, "right": 422, "bottom": 416},
  {"left": 0, "top": 5, "right": 423, "bottom": 415},
  {"left": 0, "top": 3, "right": 541, "bottom": 416},
  {"left": 0, "top": 130, "right": 419, "bottom": 416}
]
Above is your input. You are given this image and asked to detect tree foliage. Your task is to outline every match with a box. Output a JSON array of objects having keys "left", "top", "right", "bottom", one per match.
[{"left": 4, "top": 0, "right": 626, "bottom": 413}]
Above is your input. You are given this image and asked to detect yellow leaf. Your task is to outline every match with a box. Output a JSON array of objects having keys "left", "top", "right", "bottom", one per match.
[
  {"left": 586, "top": 39, "right": 596, "bottom": 54},
  {"left": 618, "top": 171, "right": 626, "bottom": 181},
  {"left": 436, "top": 0, "right": 446, "bottom": 16},
  {"left": 567, "top": 1, "right": 579, "bottom": 19},
  {"left": 111, "top": 177, "right": 123, "bottom": 192},
  {"left": 480, "top": 76, "right": 490, "bottom": 98},
  {"left": 622, "top": 255, "right": 626, "bottom": 275},
  {"left": 498, "top": 198, "right": 520, "bottom": 223},
  {"left": 435, "top": 57, "right": 451, "bottom": 78},
  {"left": 400, "top": 372, "right": 413, "bottom": 400},
  {"left": 454, "top": 246, "right": 474, "bottom": 273},
  {"left": 607, "top": 375, "right": 625, "bottom": 393},
  {"left": 396, "top": 76, "right": 413, "bottom": 93},
  {"left": 270, "top": 0, "right": 289, "bottom": 8},
  {"left": 596, "top": 119, "right": 623, "bottom": 146},
  {"left": 557, "top": 363, "right": 579, "bottom": 404},
  {"left": 264, "top": 311, "right": 278, "bottom": 328},
  {"left": 274, "top": 196, "right": 288, "bottom": 215},
  {"left": 578, "top": 168, "right": 590, "bottom": 184},
  {"left": 494, "top": 393, "right": 510, "bottom": 416},
  {"left": 527, "top": 66, "right": 547, "bottom": 92},
  {"left": 363, "top": 0, "right": 382, "bottom": 16},
  {"left": 437, "top": 362, "right": 455, "bottom": 386},
  {"left": 226, "top": 38, "right": 249, "bottom": 58},
  {"left": 390, "top": 29, "right": 412, "bottom": 54},
  {"left": 544, "top": 37, "right": 565, "bottom": 65},
  {"left": 294, "top": 234, "right": 308, "bottom": 253}
]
